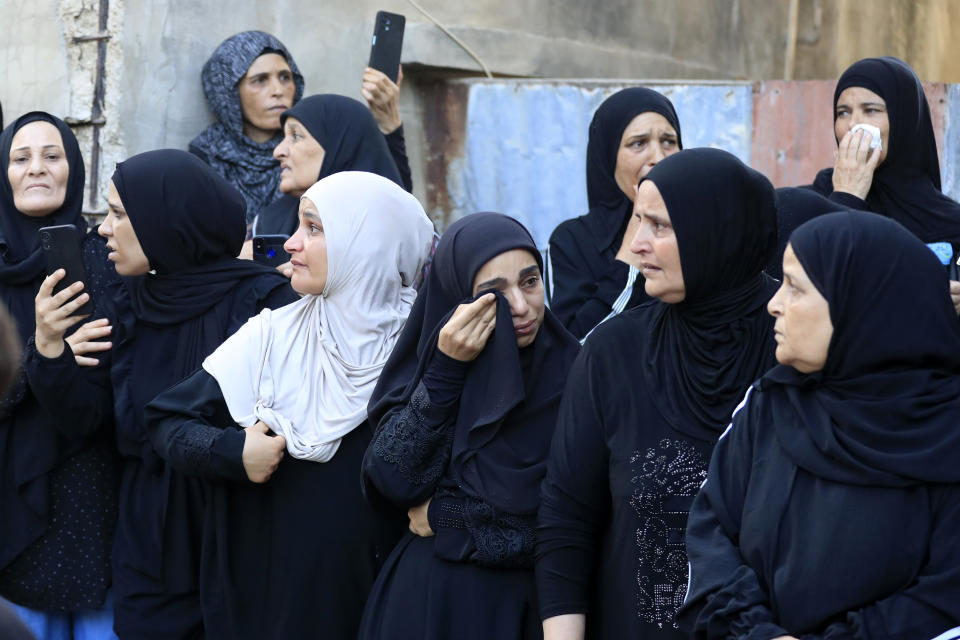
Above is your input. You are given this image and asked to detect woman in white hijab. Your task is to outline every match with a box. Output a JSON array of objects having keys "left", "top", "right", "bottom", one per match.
[{"left": 144, "top": 171, "right": 435, "bottom": 640}]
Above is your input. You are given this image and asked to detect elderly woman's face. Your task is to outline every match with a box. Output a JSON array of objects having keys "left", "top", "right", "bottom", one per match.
[
  {"left": 472, "top": 249, "right": 545, "bottom": 349},
  {"left": 274, "top": 117, "right": 325, "bottom": 197},
  {"left": 767, "top": 244, "right": 833, "bottom": 373},
  {"left": 238, "top": 53, "right": 296, "bottom": 143},
  {"left": 283, "top": 197, "right": 328, "bottom": 295},
  {"left": 630, "top": 180, "right": 684, "bottom": 303},
  {"left": 614, "top": 112, "right": 679, "bottom": 202},
  {"left": 834, "top": 86, "right": 890, "bottom": 164},
  {"left": 7, "top": 121, "right": 70, "bottom": 218},
  {"left": 99, "top": 180, "right": 151, "bottom": 276}
]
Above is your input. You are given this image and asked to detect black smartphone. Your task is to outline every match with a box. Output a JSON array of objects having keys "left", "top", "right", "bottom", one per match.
[
  {"left": 253, "top": 235, "right": 291, "bottom": 268},
  {"left": 369, "top": 11, "right": 405, "bottom": 83},
  {"left": 39, "top": 224, "right": 93, "bottom": 316}
]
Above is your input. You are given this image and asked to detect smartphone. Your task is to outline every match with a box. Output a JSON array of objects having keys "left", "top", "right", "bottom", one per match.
[
  {"left": 369, "top": 11, "right": 405, "bottom": 83},
  {"left": 39, "top": 224, "right": 93, "bottom": 316},
  {"left": 253, "top": 235, "right": 291, "bottom": 268}
]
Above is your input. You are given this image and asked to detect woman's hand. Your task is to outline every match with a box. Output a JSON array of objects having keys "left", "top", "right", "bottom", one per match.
[
  {"left": 361, "top": 66, "right": 403, "bottom": 134},
  {"left": 238, "top": 239, "right": 254, "bottom": 260},
  {"left": 407, "top": 498, "right": 434, "bottom": 537},
  {"left": 277, "top": 261, "right": 294, "bottom": 279},
  {"left": 437, "top": 293, "right": 497, "bottom": 362},
  {"left": 950, "top": 280, "right": 960, "bottom": 316},
  {"left": 35, "top": 269, "right": 92, "bottom": 360},
  {"left": 65, "top": 318, "right": 113, "bottom": 366},
  {"left": 832, "top": 127, "right": 881, "bottom": 200},
  {"left": 242, "top": 420, "right": 286, "bottom": 483}
]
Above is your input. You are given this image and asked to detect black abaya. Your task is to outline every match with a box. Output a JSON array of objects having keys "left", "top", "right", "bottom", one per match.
[
  {"left": 25, "top": 150, "right": 296, "bottom": 637},
  {"left": 680, "top": 212, "right": 960, "bottom": 639},
  {"left": 548, "top": 88, "right": 682, "bottom": 339},
  {"left": 0, "top": 112, "right": 120, "bottom": 612},
  {"left": 537, "top": 148, "right": 778, "bottom": 639},
  {"left": 360, "top": 213, "right": 580, "bottom": 640}
]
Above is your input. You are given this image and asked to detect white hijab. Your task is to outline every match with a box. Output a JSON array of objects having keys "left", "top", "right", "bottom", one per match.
[{"left": 202, "top": 171, "right": 435, "bottom": 461}]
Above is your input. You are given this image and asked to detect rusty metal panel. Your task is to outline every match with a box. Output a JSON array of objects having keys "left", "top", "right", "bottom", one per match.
[{"left": 751, "top": 80, "right": 837, "bottom": 189}]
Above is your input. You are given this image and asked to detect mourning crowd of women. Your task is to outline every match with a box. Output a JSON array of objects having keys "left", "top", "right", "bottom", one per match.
[{"left": 0, "top": 27, "right": 958, "bottom": 640}]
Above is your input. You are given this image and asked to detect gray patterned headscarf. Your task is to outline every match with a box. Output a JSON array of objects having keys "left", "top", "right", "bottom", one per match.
[{"left": 188, "top": 31, "right": 305, "bottom": 224}]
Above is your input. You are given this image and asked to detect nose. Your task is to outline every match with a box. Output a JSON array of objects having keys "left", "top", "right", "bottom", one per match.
[
  {"left": 629, "top": 217, "right": 651, "bottom": 255},
  {"left": 273, "top": 139, "right": 287, "bottom": 161},
  {"left": 505, "top": 287, "right": 529, "bottom": 318},
  {"left": 767, "top": 284, "right": 785, "bottom": 317},
  {"left": 649, "top": 142, "right": 665, "bottom": 166},
  {"left": 27, "top": 154, "right": 46, "bottom": 175},
  {"left": 283, "top": 228, "right": 303, "bottom": 254},
  {"left": 268, "top": 75, "right": 283, "bottom": 97},
  {"left": 98, "top": 215, "right": 112, "bottom": 237}
]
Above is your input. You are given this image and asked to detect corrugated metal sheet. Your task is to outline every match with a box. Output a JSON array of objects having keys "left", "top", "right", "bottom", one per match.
[
  {"left": 422, "top": 78, "right": 960, "bottom": 250},
  {"left": 446, "top": 81, "right": 752, "bottom": 249}
]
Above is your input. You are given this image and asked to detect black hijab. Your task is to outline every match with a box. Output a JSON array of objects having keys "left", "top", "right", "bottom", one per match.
[
  {"left": 189, "top": 31, "right": 305, "bottom": 223},
  {"left": 639, "top": 148, "right": 779, "bottom": 441},
  {"left": 812, "top": 56, "right": 960, "bottom": 243},
  {"left": 764, "top": 211, "right": 960, "bottom": 486},
  {"left": 0, "top": 112, "right": 87, "bottom": 340},
  {"left": 767, "top": 187, "right": 852, "bottom": 280},
  {"left": 255, "top": 94, "right": 403, "bottom": 235},
  {"left": 112, "top": 149, "right": 288, "bottom": 325},
  {"left": 367, "top": 213, "right": 580, "bottom": 514},
  {"left": 584, "top": 87, "right": 682, "bottom": 251}
]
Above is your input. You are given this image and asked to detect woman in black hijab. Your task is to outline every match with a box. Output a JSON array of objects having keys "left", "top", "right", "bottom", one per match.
[
  {"left": 359, "top": 213, "right": 580, "bottom": 640},
  {"left": 0, "top": 112, "right": 120, "bottom": 637},
  {"left": 811, "top": 57, "right": 960, "bottom": 283},
  {"left": 253, "top": 94, "right": 405, "bottom": 238},
  {"left": 679, "top": 211, "right": 960, "bottom": 639},
  {"left": 548, "top": 88, "right": 682, "bottom": 340},
  {"left": 537, "top": 148, "right": 778, "bottom": 640},
  {"left": 26, "top": 149, "right": 297, "bottom": 638}
]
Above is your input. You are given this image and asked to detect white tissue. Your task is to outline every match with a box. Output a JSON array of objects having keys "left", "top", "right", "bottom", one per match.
[{"left": 850, "top": 123, "right": 882, "bottom": 150}]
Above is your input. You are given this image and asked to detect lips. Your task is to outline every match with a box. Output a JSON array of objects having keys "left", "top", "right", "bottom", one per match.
[
  {"left": 641, "top": 262, "right": 661, "bottom": 274},
  {"left": 25, "top": 183, "right": 50, "bottom": 191},
  {"left": 514, "top": 319, "right": 536, "bottom": 335}
]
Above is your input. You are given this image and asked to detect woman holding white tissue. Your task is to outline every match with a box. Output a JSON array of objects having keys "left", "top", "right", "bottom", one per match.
[
  {"left": 145, "top": 171, "right": 435, "bottom": 639},
  {"left": 810, "top": 57, "right": 960, "bottom": 305}
]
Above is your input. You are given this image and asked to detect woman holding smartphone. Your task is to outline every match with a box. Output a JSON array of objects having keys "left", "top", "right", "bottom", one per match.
[
  {"left": 0, "top": 112, "right": 120, "bottom": 638},
  {"left": 28, "top": 149, "right": 297, "bottom": 638}
]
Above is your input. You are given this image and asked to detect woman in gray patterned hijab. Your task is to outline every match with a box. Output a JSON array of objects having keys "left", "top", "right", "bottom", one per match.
[{"left": 189, "top": 31, "right": 305, "bottom": 225}]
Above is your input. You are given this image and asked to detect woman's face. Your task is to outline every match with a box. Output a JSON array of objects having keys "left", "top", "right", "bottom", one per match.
[
  {"left": 834, "top": 86, "right": 890, "bottom": 163},
  {"left": 283, "top": 197, "right": 328, "bottom": 295},
  {"left": 472, "top": 249, "right": 545, "bottom": 349},
  {"left": 7, "top": 121, "right": 70, "bottom": 218},
  {"left": 99, "top": 180, "right": 151, "bottom": 276},
  {"left": 767, "top": 244, "right": 834, "bottom": 373},
  {"left": 614, "top": 112, "right": 679, "bottom": 202},
  {"left": 238, "top": 53, "right": 296, "bottom": 143},
  {"left": 630, "top": 180, "right": 685, "bottom": 303},
  {"left": 273, "top": 117, "right": 326, "bottom": 197}
]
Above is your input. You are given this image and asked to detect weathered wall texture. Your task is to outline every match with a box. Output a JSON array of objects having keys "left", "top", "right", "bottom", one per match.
[{"left": 4, "top": 0, "right": 960, "bottom": 215}]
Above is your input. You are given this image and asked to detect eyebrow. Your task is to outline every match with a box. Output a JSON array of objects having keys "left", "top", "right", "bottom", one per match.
[
  {"left": 837, "top": 101, "right": 886, "bottom": 110},
  {"left": 302, "top": 211, "right": 322, "bottom": 223},
  {"left": 645, "top": 212, "right": 670, "bottom": 225},
  {"left": 475, "top": 276, "right": 507, "bottom": 291},
  {"left": 519, "top": 265, "right": 540, "bottom": 278},
  {"left": 12, "top": 145, "right": 62, "bottom": 152}
]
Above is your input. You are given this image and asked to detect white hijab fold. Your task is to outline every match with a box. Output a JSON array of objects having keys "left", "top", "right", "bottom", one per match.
[{"left": 203, "top": 171, "right": 435, "bottom": 461}]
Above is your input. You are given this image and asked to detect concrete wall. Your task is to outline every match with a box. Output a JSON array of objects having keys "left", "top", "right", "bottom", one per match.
[{"left": 4, "top": 0, "right": 960, "bottom": 215}]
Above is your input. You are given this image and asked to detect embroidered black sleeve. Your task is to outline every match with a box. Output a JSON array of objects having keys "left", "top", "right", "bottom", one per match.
[
  {"left": 431, "top": 495, "right": 537, "bottom": 569},
  {"left": 372, "top": 382, "right": 455, "bottom": 488}
]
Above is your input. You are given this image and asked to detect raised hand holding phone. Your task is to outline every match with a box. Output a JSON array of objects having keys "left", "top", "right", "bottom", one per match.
[{"left": 34, "top": 269, "right": 112, "bottom": 366}]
